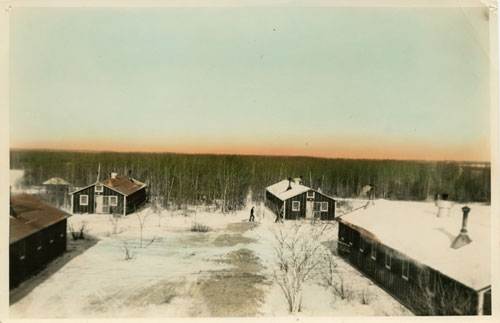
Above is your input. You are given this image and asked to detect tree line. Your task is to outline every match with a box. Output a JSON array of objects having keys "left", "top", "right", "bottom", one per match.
[{"left": 10, "top": 150, "right": 491, "bottom": 210}]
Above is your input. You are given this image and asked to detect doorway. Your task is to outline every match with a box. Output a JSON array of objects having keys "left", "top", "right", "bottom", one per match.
[
  {"left": 306, "top": 200, "right": 313, "bottom": 219},
  {"left": 95, "top": 195, "right": 103, "bottom": 214}
]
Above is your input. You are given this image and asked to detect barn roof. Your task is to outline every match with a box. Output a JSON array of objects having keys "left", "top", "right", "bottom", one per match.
[
  {"left": 340, "top": 199, "right": 491, "bottom": 291},
  {"left": 43, "top": 177, "right": 70, "bottom": 186},
  {"left": 10, "top": 194, "right": 71, "bottom": 244},
  {"left": 266, "top": 179, "right": 311, "bottom": 201},
  {"left": 70, "top": 175, "right": 146, "bottom": 196}
]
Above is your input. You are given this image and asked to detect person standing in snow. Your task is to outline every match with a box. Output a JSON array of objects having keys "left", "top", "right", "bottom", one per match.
[{"left": 249, "top": 206, "right": 255, "bottom": 222}]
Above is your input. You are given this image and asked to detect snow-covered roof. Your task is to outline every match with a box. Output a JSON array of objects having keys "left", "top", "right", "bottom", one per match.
[
  {"left": 43, "top": 177, "right": 70, "bottom": 185},
  {"left": 340, "top": 199, "right": 491, "bottom": 291},
  {"left": 266, "top": 179, "right": 311, "bottom": 201}
]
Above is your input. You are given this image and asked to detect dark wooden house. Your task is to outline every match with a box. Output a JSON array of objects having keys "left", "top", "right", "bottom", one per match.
[
  {"left": 265, "top": 179, "right": 336, "bottom": 220},
  {"left": 10, "top": 193, "right": 71, "bottom": 289},
  {"left": 337, "top": 199, "right": 491, "bottom": 315},
  {"left": 70, "top": 172, "right": 147, "bottom": 215}
]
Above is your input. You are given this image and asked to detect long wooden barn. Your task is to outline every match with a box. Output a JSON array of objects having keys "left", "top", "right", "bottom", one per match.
[
  {"left": 265, "top": 179, "right": 336, "bottom": 220},
  {"left": 337, "top": 199, "right": 491, "bottom": 315},
  {"left": 70, "top": 172, "right": 147, "bottom": 215},
  {"left": 10, "top": 193, "right": 71, "bottom": 289}
]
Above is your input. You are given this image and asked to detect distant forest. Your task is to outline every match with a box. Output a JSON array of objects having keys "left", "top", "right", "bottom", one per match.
[{"left": 10, "top": 150, "right": 491, "bottom": 210}]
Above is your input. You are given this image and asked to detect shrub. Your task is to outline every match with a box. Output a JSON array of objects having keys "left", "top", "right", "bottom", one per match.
[
  {"left": 121, "top": 241, "right": 135, "bottom": 260},
  {"left": 190, "top": 223, "right": 212, "bottom": 233},
  {"left": 68, "top": 223, "right": 86, "bottom": 240},
  {"left": 359, "top": 288, "right": 373, "bottom": 305}
]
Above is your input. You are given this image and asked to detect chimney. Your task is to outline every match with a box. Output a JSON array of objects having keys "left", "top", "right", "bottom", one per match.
[
  {"left": 451, "top": 206, "right": 473, "bottom": 249},
  {"left": 128, "top": 170, "right": 132, "bottom": 178},
  {"left": 287, "top": 177, "right": 292, "bottom": 191},
  {"left": 111, "top": 172, "right": 118, "bottom": 179},
  {"left": 436, "top": 193, "right": 452, "bottom": 217}
]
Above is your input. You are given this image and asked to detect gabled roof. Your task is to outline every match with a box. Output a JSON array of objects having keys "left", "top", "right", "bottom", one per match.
[
  {"left": 10, "top": 194, "right": 71, "bottom": 244},
  {"left": 266, "top": 179, "right": 312, "bottom": 201},
  {"left": 43, "top": 177, "right": 70, "bottom": 185},
  {"left": 340, "top": 199, "right": 490, "bottom": 291},
  {"left": 70, "top": 175, "right": 146, "bottom": 196},
  {"left": 100, "top": 176, "right": 146, "bottom": 196}
]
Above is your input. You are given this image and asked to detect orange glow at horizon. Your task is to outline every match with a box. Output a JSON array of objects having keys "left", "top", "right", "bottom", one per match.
[{"left": 12, "top": 135, "right": 491, "bottom": 162}]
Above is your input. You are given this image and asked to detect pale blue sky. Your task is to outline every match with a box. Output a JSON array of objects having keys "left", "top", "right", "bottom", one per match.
[{"left": 10, "top": 6, "right": 492, "bottom": 160}]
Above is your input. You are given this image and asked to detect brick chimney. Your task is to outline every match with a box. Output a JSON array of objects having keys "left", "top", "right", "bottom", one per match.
[
  {"left": 286, "top": 177, "right": 292, "bottom": 191},
  {"left": 451, "top": 206, "right": 473, "bottom": 249}
]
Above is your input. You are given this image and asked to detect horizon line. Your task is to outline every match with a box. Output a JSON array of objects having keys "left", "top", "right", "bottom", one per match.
[{"left": 9, "top": 147, "right": 492, "bottom": 164}]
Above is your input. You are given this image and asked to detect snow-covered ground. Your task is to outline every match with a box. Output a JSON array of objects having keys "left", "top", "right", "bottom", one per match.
[{"left": 9, "top": 203, "right": 411, "bottom": 318}]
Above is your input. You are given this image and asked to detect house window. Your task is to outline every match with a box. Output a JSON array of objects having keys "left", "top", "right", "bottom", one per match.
[
  {"left": 320, "top": 202, "right": 328, "bottom": 212},
  {"left": 307, "top": 191, "right": 315, "bottom": 198},
  {"left": 348, "top": 229, "right": 353, "bottom": 246},
  {"left": 80, "top": 194, "right": 89, "bottom": 206},
  {"left": 385, "top": 250, "right": 392, "bottom": 269},
  {"left": 95, "top": 185, "right": 103, "bottom": 193},
  {"left": 110, "top": 196, "right": 118, "bottom": 206},
  {"left": 371, "top": 243, "right": 377, "bottom": 260},
  {"left": 402, "top": 259, "right": 410, "bottom": 280},
  {"left": 359, "top": 237, "right": 365, "bottom": 253},
  {"left": 19, "top": 240, "right": 26, "bottom": 260},
  {"left": 339, "top": 225, "right": 345, "bottom": 241},
  {"left": 292, "top": 201, "right": 300, "bottom": 211}
]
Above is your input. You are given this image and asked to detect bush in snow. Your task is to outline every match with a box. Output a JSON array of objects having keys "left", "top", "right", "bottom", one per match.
[
  {"left": 68, "top": 222, "right": 87, "bottom": 240},
  {"left": 121, "top": 241, "right": 135, "bottom": 260},
  {"left": 190, "top": 223, "right": 212, "bottom": 233},
  {"left": 358, "top": 288, "right": 373, "bottom": 305},
  {"left": 319, "top": 251, "right": 355, "bottom": 302},
  {"left": 108, "top": 214, "right": 121, "bottom": 235},
  {"left": 273, "top": 221, "right": 328, "bottom": 313},
  {"left": 332, "top": 274, "right": 355, "bottom": 301}
]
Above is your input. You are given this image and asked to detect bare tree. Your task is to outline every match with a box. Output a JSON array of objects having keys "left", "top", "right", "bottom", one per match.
[
  {"left": 121, "top": 241, "right": 135, "bottom": 260},
  {"left": 272, "top": 221, "right": 329, "bottom": 313},
  {"left": 318, "top": 250, "right": 354, "bottom": 301},
  {"left": 136, "top": 208, "right": 152, "bottom": 248},
  {"left": 108, "top": 214, "right": 120, "bottom": 235}
]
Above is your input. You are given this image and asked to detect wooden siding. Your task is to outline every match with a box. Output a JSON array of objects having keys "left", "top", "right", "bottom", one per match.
[
  {"left": 337, "top": 222, "right": 482, "bottom": 315},
  {"left": 284, "top": 191, "right": 336, "bottom": 220},
  {"left": 125, "top": 187, "right": 147, "bottom": 215},
  {"left": 10, "top": 219, "right": 67, "bottom": 289},
  {"left": 285, "top": 193, "right": 306, "bottom": 220},
  {"left": 72, "top": 186, "right": 95, "bottom": 214},
  {"left": 73, "top": 185, "right": 130, "bottom": 214},
  {"left": 102, "top": 186, "right": 125, "bottom": 215},
  {"left": 309, "top": 190, "right": 336, "bottom": 220},
  {"left": 265, "top": 191, "right": 284, "bottom": 216}
]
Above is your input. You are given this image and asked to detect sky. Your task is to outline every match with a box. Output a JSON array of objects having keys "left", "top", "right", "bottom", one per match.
[{"left": 9, "top": 5, "right": 492, "bottom": 161}]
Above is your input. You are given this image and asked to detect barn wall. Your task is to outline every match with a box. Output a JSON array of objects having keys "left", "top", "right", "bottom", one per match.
[
  {"left": 337, "top": 222, "right": 480, "bottom": 315},
  {"left": 126, "top": 187, "right": 147, "bottom": 214},
  {"left": 10, "top": 219, "right": 67, "bottom": 289},
  {"left": 72, "top": 186, "right": 95, "bottom": 214}
]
